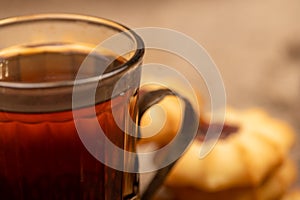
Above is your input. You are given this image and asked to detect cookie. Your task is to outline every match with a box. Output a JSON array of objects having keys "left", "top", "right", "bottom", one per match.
[
  {"left": 165, "top": 108, "right": 295, "bottom": 191},
  {"left": 161, "top": 159, "right": 296, "bottom": 200}
]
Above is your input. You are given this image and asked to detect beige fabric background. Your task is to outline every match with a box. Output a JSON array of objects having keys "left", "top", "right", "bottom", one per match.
[{"left": 2, "top": 0, "right": 298, "bottom": 125}]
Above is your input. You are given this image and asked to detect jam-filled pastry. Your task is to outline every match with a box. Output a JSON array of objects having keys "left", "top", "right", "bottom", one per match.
[
  {"left": 282, "top": 189, "right": 300, "bottom": 200},
  {"left": 160, "top": 158, "right": 296, "bottom": 200},
  {"left": 165, "top": 108, "right": 295, "bottom": 192}
]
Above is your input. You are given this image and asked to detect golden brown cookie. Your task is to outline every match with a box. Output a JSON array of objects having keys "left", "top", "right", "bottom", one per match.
[
  {"left": 139, "top": 95, "right": 181, "bottom": 147},
  {"left": 281, "top": 189, "right": 300, "bottom": 200},
  {"left": 139, "top": 85, "right": 203, "bottom": 148},
  {"left": 160, "top": 159, "right": 296, "bottom": 200},
  {"left": 165, "top": 108, "right": 295, "bottom": 191}
]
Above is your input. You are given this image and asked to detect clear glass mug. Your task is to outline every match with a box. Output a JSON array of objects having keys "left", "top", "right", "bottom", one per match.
[{"left": 0, "top": 14, "right": 197, "bottom": 200}]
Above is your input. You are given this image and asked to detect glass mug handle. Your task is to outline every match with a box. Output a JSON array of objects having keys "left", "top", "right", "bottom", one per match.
[{"left": 137, "top": 88, "right": 198, "bottom": 200}]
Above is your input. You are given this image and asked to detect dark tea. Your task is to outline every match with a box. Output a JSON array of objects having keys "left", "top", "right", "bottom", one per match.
[{"left": 0, "top": 44, "right": 139, "bottom": 200}]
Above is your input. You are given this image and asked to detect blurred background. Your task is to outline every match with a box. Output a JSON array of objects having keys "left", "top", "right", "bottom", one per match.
[
  {"left": 1, "top": 0, "right": 298, "bottom": 127},
  {"left": 1, "top": 0, "right": 300, "bottom": 188}
]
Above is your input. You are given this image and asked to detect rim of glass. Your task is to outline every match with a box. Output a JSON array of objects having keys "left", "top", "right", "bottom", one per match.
[{"left": 0, "top": 13, "right": 145, "bottom": 89}]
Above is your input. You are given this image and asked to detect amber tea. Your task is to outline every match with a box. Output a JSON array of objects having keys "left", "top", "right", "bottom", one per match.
[{"left": 0, "top": 44, "right": 139, "bottom": 200}]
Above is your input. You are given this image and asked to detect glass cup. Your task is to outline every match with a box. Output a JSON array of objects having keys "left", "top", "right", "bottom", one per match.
[{"left": 0, "top": 14, "right": 197, "bottom": 200}]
